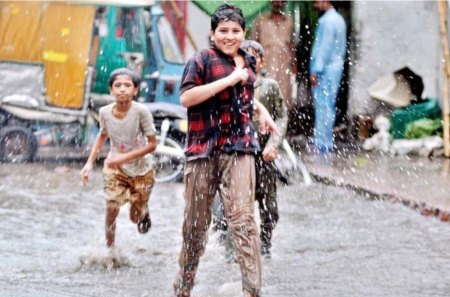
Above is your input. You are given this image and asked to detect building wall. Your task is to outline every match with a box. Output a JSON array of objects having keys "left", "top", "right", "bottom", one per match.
[
  {"left": 349, "top": 1, "right": 443, "bottom": 116},
  {"left": 184, "top": 2, "right": 210, "bottom": 60}
]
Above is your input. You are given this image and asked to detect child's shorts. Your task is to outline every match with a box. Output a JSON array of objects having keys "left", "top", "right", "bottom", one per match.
[{"left": 103, "top": 166, "right": 155, "bottom": 208}]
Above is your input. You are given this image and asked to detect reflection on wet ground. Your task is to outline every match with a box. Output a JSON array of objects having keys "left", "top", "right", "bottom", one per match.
[{"left": 1, "top": 163, "right": 450, "bottom": 297}]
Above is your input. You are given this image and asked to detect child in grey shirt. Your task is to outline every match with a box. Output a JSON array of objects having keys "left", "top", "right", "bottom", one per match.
[{"left": 81, "top": 68, "right": 157, "bottom": 248}]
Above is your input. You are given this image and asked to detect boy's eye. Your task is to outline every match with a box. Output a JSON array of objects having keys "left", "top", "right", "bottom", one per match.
[{"left": 113, "top": 83, "right": 132, "bottom": 88}]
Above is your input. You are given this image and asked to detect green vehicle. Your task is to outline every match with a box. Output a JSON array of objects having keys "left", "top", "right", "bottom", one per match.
[{"left": 0, "top": 0, "right": 185, "bottom": 163}]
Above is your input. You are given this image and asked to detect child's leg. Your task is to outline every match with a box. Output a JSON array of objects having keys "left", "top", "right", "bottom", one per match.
[
  {"left": 129, "top": 169, "right": 155, "bottom": 233},
  {"left": 103, "top": 169, "right": 129, "bottom": 248},
  {"left": 105, "top": 201, "right": 120, "bottom": 247},
  {"left": 174, "top": 158, "right": 218, "bottom": 297},
  {"left": 220, "top": 154, "right": 261, "bottom": 297}
]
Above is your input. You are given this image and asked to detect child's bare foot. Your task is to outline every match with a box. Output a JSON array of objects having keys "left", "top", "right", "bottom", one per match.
[
  {"left": 173, "top": 270, "right": 194, "bottom": 297},
  {"left": 243, "top": 290, "right": 258, "bottom": 297},
  {"left": 137, "top": 211, "right": 151, "bottom": 234}
]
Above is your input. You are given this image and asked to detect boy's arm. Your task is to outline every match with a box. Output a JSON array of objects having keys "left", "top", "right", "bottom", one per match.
[
  {"left": 104, "top": 134, "right": 157, "bottom": 168},
  {"left": 180, "top": 67, "right": 249, "bottom": 107},
  {"left": 267, "top": 84, "right": 288, "bottom": 147},
  {"left": 254, "top": 100, "right": 280, "bottom": 136},
  {"left": 80, "top": 132, "right": 108, "bottom": 184}
]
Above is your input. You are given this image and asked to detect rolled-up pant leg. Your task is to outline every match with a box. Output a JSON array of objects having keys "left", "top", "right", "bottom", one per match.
[
  {"left": 219, "top": 153, "right": 261, "bottom": 296},
  {"left": 177, "top": 158, "right": 218, "bottom": 287}
]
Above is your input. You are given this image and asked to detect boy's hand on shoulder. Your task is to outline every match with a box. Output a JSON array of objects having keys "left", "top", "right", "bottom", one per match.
[{"left": 229, "top": 67, "right": 248, "bottom": 85}]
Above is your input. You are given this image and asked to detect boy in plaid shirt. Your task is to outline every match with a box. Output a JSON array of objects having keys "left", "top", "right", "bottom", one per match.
[{"left": 173, "top": 4, "right": 278, "bottom": 297}]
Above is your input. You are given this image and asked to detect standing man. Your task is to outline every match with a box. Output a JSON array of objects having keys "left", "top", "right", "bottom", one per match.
[
  {"left": 251, "top": 0, "right": 297, "bottom": 110},
  {"left": 309, "top": 0, "right": 346, "bottom": 154}
]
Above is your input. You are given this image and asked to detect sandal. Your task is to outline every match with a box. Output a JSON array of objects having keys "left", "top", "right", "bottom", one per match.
[{"left": 137, "top": 212, "right": 151, "bottom": 234}]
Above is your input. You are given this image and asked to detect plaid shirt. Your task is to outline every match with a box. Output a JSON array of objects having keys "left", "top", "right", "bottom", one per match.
[{"left": 180, "top": 45, "right": 260, "bottom": 160}]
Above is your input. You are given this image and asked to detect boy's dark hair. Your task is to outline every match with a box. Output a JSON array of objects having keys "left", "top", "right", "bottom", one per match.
[
  {"left": 108, "top": 68, "right": 141, "bottom": 88},
  {"left": 211, "top": 4, "right": 245, "bottom": 32}
]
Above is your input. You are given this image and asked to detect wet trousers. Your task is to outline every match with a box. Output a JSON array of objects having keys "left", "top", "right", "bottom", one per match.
[
  {"left": 103, "top": 167, "right": 155, "bottom": 220},
  {"left": 312, "top": 69, "right": 343, "bottom": 152},
  {"left": 177, "top": 152, "right": 261, "bottom": 296},
  {"left": 213, "top": 152, "right": 279, "bottom": 250}
]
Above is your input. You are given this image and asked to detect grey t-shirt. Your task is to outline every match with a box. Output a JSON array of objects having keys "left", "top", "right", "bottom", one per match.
[{"left": 99, "top": 101, "right": 156, "bottom": 177}]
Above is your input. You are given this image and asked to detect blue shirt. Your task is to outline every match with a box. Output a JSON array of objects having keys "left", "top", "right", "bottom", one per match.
[{"left": 310, "top": 8, "right": 347, "bottom": 75}]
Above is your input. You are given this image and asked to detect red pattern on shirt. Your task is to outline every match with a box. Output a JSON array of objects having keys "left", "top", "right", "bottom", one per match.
[{"left": 180, "top": 46, "right": 260, "bottom": 160}]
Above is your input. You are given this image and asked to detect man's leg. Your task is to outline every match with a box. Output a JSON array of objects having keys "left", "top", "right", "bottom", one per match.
[
  {"left": 313, "top": 71, "right": 343, "bottom": 153},
  {"left": 313, "top": 74, "right": 336, "bottom": 152},
  {"left": 220, "top": 153, "right": 261, "bottom": 297},
  {"left": 174, "top": 158, "right": 218, "bottom": 297}
]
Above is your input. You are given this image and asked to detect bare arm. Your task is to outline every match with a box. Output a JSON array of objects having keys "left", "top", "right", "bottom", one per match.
[
  {"left": 80, "top": 132, "right": 108, "bottom": 184},
  {"left": 180, "top": 68, "right": 249, "bottom": 108},
  {"left": 105, "top": 134, "right": 157, "bottom": 168},
  {"left": 254, "top": 100, "right": 280, "bottom": 136}
]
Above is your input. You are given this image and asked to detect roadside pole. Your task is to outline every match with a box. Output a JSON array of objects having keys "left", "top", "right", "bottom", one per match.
[{"left": 437, "top": 0, "right": 450, "bottom": 160}]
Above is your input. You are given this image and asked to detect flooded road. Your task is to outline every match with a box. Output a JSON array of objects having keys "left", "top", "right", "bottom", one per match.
[{"left": 1, "top": 162, "right": 450, "bottom": 297}]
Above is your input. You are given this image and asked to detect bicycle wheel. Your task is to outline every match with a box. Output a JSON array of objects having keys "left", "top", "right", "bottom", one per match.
[{"left": 154, "top": 135, "right": 185, "bottom": 183}]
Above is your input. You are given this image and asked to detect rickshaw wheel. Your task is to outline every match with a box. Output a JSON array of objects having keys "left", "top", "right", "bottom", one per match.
[{"left": 0, "top": 126, "right": 38, "bottom": 163}]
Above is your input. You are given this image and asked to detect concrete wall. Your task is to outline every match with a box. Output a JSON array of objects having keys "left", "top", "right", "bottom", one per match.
[
  {"left": 184, "top": 2, "right": 211, "bottom": 60},
  {"left": 349, "top": 1, "right": 443, "bottom": 116}
]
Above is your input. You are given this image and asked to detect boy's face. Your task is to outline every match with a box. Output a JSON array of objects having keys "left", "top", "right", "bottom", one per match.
[
  {"left": 210, "top": 20, "right": 245, "bottom": 57},
  {"left": 109, "top": 74, "right": 138, "bottom": 104}
]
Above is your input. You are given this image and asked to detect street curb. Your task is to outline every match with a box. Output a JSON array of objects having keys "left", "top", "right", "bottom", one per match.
[{"left": 310, "top": 173, "right": 450, "bottom": 223}]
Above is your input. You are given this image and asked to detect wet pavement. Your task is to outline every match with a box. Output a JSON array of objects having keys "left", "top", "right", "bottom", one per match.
[
  {"left": 0, "top": 156, "right": 450, "bottom": 297},
  {"left": 2, "top": 162, "right": 450, "bottom": 297},
  {"left": 293, "top": 138, "right": 450, "bottom": 223}
]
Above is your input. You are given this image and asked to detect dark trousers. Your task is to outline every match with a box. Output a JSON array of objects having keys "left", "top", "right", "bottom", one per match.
[{"left": 255, "top": 152, "right": 279, "bottom": 249}]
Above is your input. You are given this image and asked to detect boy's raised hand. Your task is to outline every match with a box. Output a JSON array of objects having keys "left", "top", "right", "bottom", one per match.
[{"left": 229, "top": 67, "right": 249, "bottom": 85}]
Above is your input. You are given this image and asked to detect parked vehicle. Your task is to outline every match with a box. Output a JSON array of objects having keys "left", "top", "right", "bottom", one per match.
[
  {"left": 0, "top": 0, "right": 184, "bottom": 164},
  {"left": 147, "top": 102, "right": 187, "bottom": 183}
]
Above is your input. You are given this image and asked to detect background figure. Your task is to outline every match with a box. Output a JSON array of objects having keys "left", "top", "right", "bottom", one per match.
[
  {"left": 309, "top": 0, "right": 346, "bottom": 153},
  {"left": 251, "top": 0, "right": 297, "bottom": 110}
]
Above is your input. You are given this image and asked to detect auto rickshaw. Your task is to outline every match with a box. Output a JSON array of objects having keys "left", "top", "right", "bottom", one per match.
[{"left": 0, "top": 0, "right": 185, "bottom": 162}]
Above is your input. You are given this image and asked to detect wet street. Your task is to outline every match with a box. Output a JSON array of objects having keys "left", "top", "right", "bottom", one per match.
[{"left": 1, "top": 162, "right": 450, "bottom": 297}]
